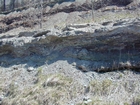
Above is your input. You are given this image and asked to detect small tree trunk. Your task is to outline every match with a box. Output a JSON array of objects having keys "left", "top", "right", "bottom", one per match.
[
  {"left": 91, "top": 0, "right": 94, "bottom": 20},
  {"left": 33, "top": 0, "right": 36, "bottom": 26},
  {"left": 10, "top": 0, "right": 15, "bottom": 10},
  {"left": 3, "top": 0, "right": 6, "bottom": 11},
  {"left": 40, "top": 0, "right": 43, "bottom": 28}
]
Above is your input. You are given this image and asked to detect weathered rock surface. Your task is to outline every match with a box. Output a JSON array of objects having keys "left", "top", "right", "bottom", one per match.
[
  {"left": 0, "top": 1, "right": 140, "bottom": 105},
  {"left": 0, "top": 0, "right": 140, "bottom": 34},
  {"left": 0, "top": 0, "right": 138, "bottom": 13},
  {"left": 0, "top": 0, "right": 74, "bottom": 13},
  {"left": 0, "top": 18, "right": 140, "bottom": 72}
]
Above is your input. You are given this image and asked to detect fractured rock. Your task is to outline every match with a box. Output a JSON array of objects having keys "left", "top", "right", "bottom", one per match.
[
  {"left": 77, "top": 65, "right": 88, "bottom": 72},
  {"left": 27, "top": 67, "right": 34, "bottom": 72}
]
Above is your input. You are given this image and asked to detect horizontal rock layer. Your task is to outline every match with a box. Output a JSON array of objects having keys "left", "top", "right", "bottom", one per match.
[
  {"left": 0, "top": 0, "right": 138, "bottom": 14},
  {"left": 0, "top": 19, "right": 140, "bottom": 66}
]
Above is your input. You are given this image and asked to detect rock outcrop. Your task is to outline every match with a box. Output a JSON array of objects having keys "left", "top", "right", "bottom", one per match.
[
  {"left": 0, "top": 18, "right": 140, "bottom": 71},
  {"left": 0, "top": 0, "right": 75, "bottom": 13},
  {"left": 1, "top": 0, "right": 139, "bottom": 14},
  {"left": 0, "top": 0, "right": 140, "bottom": 35},
  {"left": 0, "top": 1, "right": 140, "bottom": 105}
]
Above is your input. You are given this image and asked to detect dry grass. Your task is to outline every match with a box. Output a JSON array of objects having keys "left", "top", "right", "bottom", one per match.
[
  {"left": 77, "top": 10, "right": 140, "bottom": 24},
  {"left": 133, "top": 96, "right": 140, "bottom": 105},
  {"left": 0, "top": 68, "right": 140, "bottom": 105},
  {"left": 89, "top": 79, "right": 112, "bottom": 95},
  {"left": 1, "top": 72, "right": 84, "bottom": 105}
]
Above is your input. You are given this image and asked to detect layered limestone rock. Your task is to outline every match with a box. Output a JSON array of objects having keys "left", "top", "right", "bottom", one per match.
[
  {"left": 0, "top": 18, "right": 140, "bottom": 72},
  {"left": 0, "top": 1, "right": 140, "bottom": 104},
  {"left": 0, "top": 0, "right": 72, "bottom": 13},
  {"left": 0, "top": 0, "right": 138, "bottom": 13}
]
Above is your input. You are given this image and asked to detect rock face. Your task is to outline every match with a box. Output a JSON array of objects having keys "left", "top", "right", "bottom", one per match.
[
  {"left": 0, "top": 0, "right": 72, "bottom": 13},
  {"left": 0, "top": 0, "right": 139, "bottom": 13},
  {"left": 0, "top": 1, "right": 140, "bottom": 105},
  {"left": 0, "top": 18, "right": 140, "bottom": 71},
  {"left": 0, "top": 0, "right": 140, "bottom": 35}
]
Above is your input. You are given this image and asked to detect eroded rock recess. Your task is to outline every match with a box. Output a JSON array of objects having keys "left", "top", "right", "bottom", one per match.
[{"left": 0, "top": 18, "right": 140, "bottom": 72}]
